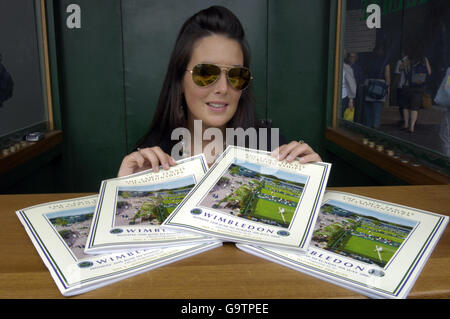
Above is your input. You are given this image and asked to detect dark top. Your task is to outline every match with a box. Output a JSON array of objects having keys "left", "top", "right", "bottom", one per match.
[
  {"left": 365, "top": 55, "right": 387, "bottom": 80},
  {"left": 351, "top": 63, "right": 364, "bottom": 85}
]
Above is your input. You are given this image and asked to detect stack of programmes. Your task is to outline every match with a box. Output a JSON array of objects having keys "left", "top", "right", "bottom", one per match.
[{"left": 17, "top": 145, "right": 448, "bottom": 298}]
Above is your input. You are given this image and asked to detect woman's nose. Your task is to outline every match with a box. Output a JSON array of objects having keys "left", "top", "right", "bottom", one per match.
[{"left": 214, "top": 70, "right": 229, "bottom": 93}]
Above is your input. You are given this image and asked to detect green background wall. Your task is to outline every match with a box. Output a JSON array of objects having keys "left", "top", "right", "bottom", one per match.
[
  {"left": 267, "top": 1, "right": 330, "bottom": 155},
  {"left": 54, "top": 0, "right": 127, "bottom": 192},
  {"left": 3, "top": 0, "right": 390, "bottom": 193}
]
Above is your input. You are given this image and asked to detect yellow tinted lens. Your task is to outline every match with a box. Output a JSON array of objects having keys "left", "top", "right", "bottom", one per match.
[
  {"left": 192, "top": 64, "right": 221, "bottom": 87},
  {"left": 227, "top": 67, "right": 251, "bottom": 90}
]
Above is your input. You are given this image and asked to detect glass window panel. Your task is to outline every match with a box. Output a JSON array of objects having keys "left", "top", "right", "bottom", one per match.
[{"left": 338, "top": 0, "right": 450, "bottom": 174}]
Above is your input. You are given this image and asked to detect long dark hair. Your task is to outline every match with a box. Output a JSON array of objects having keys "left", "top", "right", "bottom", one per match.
[{"left": 136, "top": 6, "right": 256, "bottom": 151}]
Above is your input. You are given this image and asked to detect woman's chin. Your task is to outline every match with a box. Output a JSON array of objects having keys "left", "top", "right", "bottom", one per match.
[{"left": 203, "top": 118, "right": 230, "bottom": 130}]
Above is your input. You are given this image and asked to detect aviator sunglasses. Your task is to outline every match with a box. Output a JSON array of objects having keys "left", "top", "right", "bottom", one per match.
[{"left": 187, "top": 63, "right": 253, "bottom": 91}]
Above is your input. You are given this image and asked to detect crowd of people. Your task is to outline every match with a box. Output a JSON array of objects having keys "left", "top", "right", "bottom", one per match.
[{"left": 342, "top": 44, "right": 433, "bottom": 134}]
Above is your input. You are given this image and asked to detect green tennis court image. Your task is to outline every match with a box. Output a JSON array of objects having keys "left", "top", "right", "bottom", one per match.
[
  {"left": 47, "top": 207, "right": 95, "bottom": 260},
  {"left": 200, "top": 161, "right": 307, "bottom": 228},
  {"left": 114, "top": 176, "right": 195, "bottom": 226},
  {"left": 311, "top": 200, "right": 416, "bottom": 267}
]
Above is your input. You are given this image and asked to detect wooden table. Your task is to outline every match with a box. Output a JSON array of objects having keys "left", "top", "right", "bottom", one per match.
[{"left": 1, "top": 186, "right": 449, "bottom": 299}]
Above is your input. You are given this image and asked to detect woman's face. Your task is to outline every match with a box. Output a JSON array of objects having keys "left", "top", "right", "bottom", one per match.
[{"left": 183, "top": 34, "right": 244, "bottom": 132}]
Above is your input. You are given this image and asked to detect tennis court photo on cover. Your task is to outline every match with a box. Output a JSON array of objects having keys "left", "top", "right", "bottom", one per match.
[
  {"left": 311, "top": 200, "right": 417, "bottom": 268},
  {"left": 114, "top": 176, "right": 195, "bottom": 227},
  {"left": 46, "top": 207, "right": 95, "bottom": 260},
  {"left": 199, "top": 160, "right": 308, "bottom": 228}
]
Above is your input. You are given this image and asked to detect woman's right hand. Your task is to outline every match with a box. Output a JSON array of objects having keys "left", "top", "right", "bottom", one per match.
[{"left": 117, "top": 146, "right": 177, "bottom": 177}]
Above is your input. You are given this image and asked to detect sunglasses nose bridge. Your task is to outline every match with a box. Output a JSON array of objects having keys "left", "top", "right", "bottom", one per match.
[
  {"left": 216, "top": 67, "right": 230, "bottom": 80},
  {"left": 212, "top": 68, "right": 230, "bottom": 91}
]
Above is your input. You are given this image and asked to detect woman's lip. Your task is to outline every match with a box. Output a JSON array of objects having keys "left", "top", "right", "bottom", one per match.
[
  {"left": 206, "top": 101, "right": 228, "bottom": 106},
  {"left": 206, "top": 102, "right": 228, "bottom": 111}
]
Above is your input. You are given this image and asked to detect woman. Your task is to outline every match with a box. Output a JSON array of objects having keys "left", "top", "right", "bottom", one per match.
[{"left": 118, "top": 6, "right": 321, "bottom": 177}]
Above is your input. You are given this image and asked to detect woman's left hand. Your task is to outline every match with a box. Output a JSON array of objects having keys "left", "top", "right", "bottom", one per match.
[{"left": 271, "top": 140, "right": 322, "bottom": 164}]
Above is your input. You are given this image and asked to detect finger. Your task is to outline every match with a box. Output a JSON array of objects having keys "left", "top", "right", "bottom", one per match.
[
  {"left": 297, "top": 152, "right": 322, "bottom": 164},
  {"left": 117, "top": 152, "right": 146, "bottom": 177},
  {"left": 139, "top": 148, "right": 160, "bottom": 172},
  {"left": 285, "top": 143, "right": 321, "bottom": 163},
  {"left": 270, "top": 144, "right": 288, "bottom": 158},
  {"left": 270, "top": 146, "right": 280, "bottom": 157},
  {"left": 285, "top": 143, "right": 310, "bottom": 161},
  {"left": 151, "top": 147, "right": 172, "bottom": 170},
  {"left": 169, "top": 156, "right": 177, "bottom": 166},
  {"left": 128, "top": 151, "right": 146, "bottom": 168},
  {"left": 272, "top": 141, "right": 298, "bottom": 160}
]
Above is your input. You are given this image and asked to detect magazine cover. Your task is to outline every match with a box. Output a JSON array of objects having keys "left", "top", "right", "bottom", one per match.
[
  {"left": 16, "top": 195, "right": 222, "bottom": 296},
  {"left": 162, "top": 145, "right": 331, "bottom": 252},
  {"left": 84, "top": 154, "right": 215, "bottom": 254},
  {"left": 236, "top": 191, "right": 448, "bottom": 299}
]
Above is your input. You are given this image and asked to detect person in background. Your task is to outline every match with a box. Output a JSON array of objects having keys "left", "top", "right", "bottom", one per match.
[
  {"left": 347, "top": 52, "right": 365, "bottom": 123},
  {"left": 117, "top": 6, "right": 321, "bottom": 177},
  {"left": 394, "top": 52, "right": 410, "bottom": 124},
  {"left": 363, "top": 44, "right": 390, "bottom": 129},
  {"left": 402, "top": 45, "right": 432, "bottom": 133},
  {"left": 342, "top": 55, "right": 357, "bottom": 121}
]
